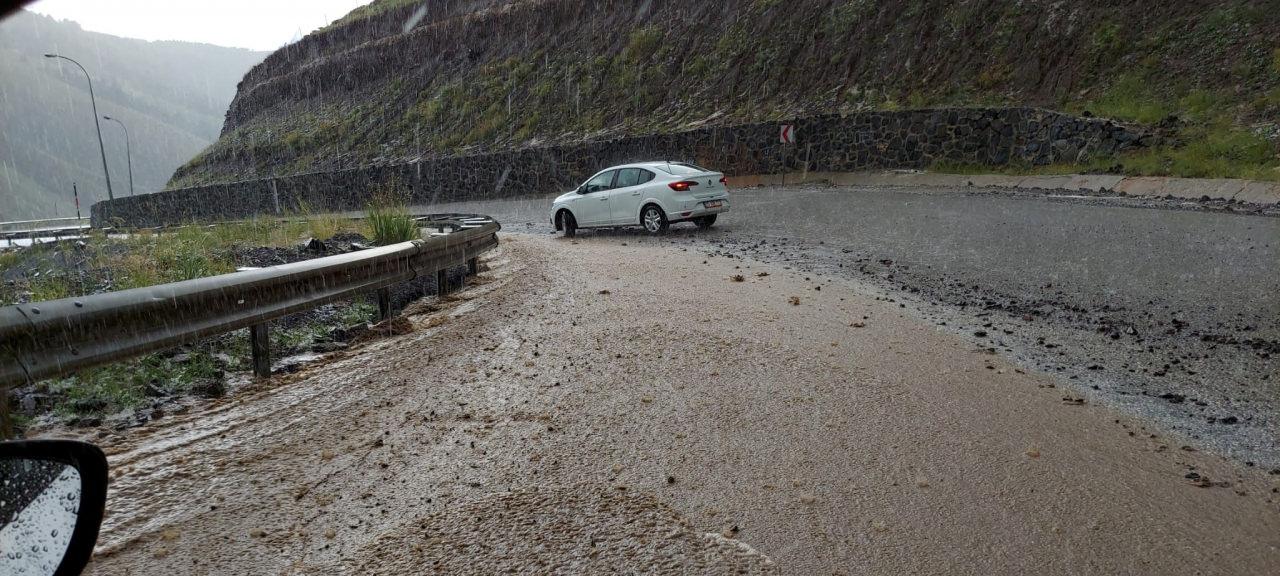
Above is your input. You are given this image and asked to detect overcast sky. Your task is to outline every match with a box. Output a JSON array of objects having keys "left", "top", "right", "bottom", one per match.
[{"left": 26, "top": 0, "right": 375, "bottom": 51}]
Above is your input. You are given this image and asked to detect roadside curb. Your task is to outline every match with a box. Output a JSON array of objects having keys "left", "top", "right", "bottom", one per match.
[{"left": 728, "top": 171, "right": 1280, "bottom": 205}]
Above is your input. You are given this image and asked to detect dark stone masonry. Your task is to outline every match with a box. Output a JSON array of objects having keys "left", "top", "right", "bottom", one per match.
[{"left": 93, "top": 107, "right": 1149, "bottom": 227}]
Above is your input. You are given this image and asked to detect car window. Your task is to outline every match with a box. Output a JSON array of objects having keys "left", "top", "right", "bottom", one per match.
[
  {"left": 615, "top": 168, "right": 642, "bottom": 188},
  {"left": 653, "top": 163, "right": 706, "bottom": 176},
  {"left": 583, "top": 170, "right": 616, "bottom": 193},
  {"left": 637, "top": 169, "right": 656, "bottom": 184}
]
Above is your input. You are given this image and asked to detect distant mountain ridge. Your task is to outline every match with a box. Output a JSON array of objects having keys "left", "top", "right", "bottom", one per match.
[{"left": 0, "top": 10, "right": 265, "bottom": 219}]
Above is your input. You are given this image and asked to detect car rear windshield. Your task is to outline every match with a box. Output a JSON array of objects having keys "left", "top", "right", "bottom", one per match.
[{"left": 654, "top": 162, "right": 709, "bottom": 175}]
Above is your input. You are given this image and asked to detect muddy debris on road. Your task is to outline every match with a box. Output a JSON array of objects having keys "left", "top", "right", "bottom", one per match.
[{"left": 78, "top": 234, "right": 1280, "bottom": 576}]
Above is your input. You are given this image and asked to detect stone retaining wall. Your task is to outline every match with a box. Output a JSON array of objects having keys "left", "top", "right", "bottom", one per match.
[
  {"left": 731, "top": 172, "right": 1280, "bottom": 204},
  {"left": 93, "top": 108, "right": 1148, "bottom": 227}
]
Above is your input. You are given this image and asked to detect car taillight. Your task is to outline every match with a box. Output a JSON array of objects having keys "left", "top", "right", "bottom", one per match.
[
  {"left": 669, "top": 180, "right": 698, "bottom": 192},
  {"left": 719, "top": 176, "right": 727, "bottom": 185}
]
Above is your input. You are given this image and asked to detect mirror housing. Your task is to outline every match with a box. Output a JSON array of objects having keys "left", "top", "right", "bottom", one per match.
[{"left": 0, "top": 440, "right": 108, "bottom": 576}]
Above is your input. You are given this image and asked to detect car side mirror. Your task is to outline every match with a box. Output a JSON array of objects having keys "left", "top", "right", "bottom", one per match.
[
  {"left": 0, "top": 440, "right": 108, "bottom": 576},
  {"left": 577, "top": 184, "right": 587, "bottom": 194}
]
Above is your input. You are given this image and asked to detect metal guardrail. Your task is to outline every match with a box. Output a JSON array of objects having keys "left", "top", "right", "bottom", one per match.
[
  {"left": 0, "top": 212, "right": 493, "bottom": 247},
  {"left": 0, "top": 213, "right": 494, "bottom": 246},
  {"left": 0, "top": 217, "right": 92, "bottom": 245},
  {"left": 0, "top": 216, "right": 88, "bottom": 231},
  {"left": 0, "top": 214, "right": 500, "bottom": 386}
]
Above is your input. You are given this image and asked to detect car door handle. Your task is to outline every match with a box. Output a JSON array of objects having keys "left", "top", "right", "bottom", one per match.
[
  {"left": 631, "top": 191, "right": 640, "bottom": 196},
  {"left": 599, "top": 197, "right": 608, "bottom": 201}
]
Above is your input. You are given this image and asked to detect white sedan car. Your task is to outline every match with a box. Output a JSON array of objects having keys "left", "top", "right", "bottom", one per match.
[{"left": 550, "top": 161, "right": 730, "bottom": 236}]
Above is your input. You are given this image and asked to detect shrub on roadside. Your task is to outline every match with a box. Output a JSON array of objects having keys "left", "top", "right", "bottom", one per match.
[{"left": 365, "top": 197, "right": 418, "bottom": 246}]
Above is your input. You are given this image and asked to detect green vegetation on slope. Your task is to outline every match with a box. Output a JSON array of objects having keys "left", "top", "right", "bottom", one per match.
[
  {"left": 322, "top": 0, "right": 424, "bottom": 31},
  {"left": 934, "top": 68, "right": 1280, "bottom": 181},
  {"left": 172, "top": 0, "right": 1280, "bottom": 186}
]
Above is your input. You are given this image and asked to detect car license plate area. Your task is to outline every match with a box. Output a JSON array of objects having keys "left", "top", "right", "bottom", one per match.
[{"left": 703, "top": 200, "right": 723, "bottom": 209}]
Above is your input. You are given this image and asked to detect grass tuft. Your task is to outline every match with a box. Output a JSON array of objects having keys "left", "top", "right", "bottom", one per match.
[
  {"left": 365, "top": 197, "right": 418, "bottom": 246},
  {"left": 27, "top": 274, "right": 71, "bottom": 302},
  {"left": 48, "top": 351, "right": 223, "bottom": 420}
]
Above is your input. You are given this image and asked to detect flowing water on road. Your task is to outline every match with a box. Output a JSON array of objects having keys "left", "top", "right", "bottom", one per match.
[{"left": 77, "top": 232, "right": 1278, "bottom": 575}]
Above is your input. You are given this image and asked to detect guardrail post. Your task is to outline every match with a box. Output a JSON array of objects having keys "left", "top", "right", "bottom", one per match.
[
  {"left": 249, "top": 323, "right": 270, "bottom": 378},
  {"left": 376, "top": 287, "right": 391, "bottom": 321},
  {"left": 436, "top": 269, "right": 449, "bottom": 296},
  {"left": 0, "top": 384, "right": 11, "bottom": 439},
  {"left": 466, "top": 257, "right": 478, "bottom": 276}
]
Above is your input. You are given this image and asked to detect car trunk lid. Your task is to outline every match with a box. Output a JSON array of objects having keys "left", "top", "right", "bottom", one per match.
[{"left": 685, "top": 172, "right": 726, "bottom": 198}]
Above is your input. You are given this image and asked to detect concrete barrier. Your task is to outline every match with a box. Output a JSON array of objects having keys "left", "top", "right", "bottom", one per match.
[
  {"left": 727, "top": 171, "right": 1280, "bottom": 204},
  {"left": 1235, "top": 182, "right": 1280, "bottom": 204}
]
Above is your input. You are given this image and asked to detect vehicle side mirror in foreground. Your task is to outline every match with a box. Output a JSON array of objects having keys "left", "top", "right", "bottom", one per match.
[{"left": 1, "top": 440, "right": 108, "bottom": 576}]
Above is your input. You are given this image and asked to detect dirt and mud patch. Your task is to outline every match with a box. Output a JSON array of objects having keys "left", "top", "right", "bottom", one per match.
[
  {"left": 76, "top": 235, "right": 1279, "bottom": 575},
  {"left": 347, "top": 486, "right": 775, "bottom": 574},
  {"left": 457, "top": 184, "right": 1279, "bottom": 469},
  {"left": 685, "top": 222, "right": 1280, "bottom": 469}
]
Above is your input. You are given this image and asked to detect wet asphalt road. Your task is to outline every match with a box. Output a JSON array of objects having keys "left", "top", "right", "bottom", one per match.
[
  {"left": 415, "top": 184, "right": 1280, "bottom": 466},
  {"left": 418, "top": 185, "right": 1278, "bottom": 322}
]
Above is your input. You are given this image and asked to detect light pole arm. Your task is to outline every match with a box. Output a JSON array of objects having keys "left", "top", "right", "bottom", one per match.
[
  {"left": 105, "top": 116, "right": 128, "bottom": 141},
  {"left": 46, "top": 53, "right": 115, "bottom": 202},
  {"left": 103, "top": 116, "right": 134, "bottom": 196}
]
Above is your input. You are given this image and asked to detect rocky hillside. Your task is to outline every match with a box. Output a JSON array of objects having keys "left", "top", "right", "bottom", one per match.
[
  {"left": 170, "top": 0, "right": 1280, "bottom": 187},
  {"left": 0, "top": 10, "right": 265, "bottom": 219}
]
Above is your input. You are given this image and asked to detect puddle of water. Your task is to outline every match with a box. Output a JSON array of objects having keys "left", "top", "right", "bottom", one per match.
[{"left": 276, "top": 351, "right": 326, "bottom": 367}]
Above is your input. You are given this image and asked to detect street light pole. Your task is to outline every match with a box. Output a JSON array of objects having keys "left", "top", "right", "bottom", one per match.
[
  {"left": 44, "top": 53, "right": 114, "bottom": 202},
  {"left": 102, "top": 115, "right": 134, "bottom": 196}
]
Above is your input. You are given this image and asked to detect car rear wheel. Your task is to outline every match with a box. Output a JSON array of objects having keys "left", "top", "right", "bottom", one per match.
[
  {"left": 559, "top": 210, "right": 577, "bottom": 237},
  {"left": 641, "top": 205, "right": 668, "bottom": 234},
  {"left": 693, "top": 214, "right": 717, "bottom": 229}
]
